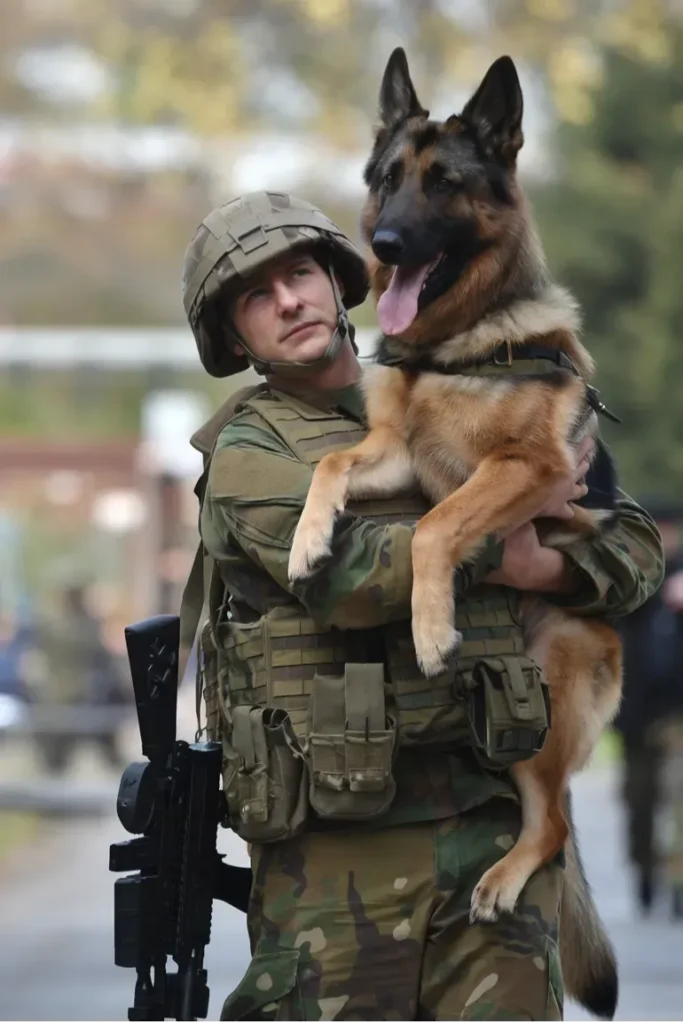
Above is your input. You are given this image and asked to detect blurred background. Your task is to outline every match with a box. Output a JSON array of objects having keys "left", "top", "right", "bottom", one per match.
[{"left": 1, "top": 0, "right": 683, "bottom": 1019}]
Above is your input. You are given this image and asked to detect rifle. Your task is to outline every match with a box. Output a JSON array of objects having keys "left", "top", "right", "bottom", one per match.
[{"left": 109, "top": 614, "right": 252, "bottom": 1021}]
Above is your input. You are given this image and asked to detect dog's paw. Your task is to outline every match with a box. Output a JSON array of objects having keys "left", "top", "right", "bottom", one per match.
[
  {"left": 412, "top": 614, "right": 461, "bottom": 678},
  {"left": 288, "top": 512, "right": 334, "bottom": 581},
  {"left": 469, "top": 867, "right": 524, "bottom": 924}
]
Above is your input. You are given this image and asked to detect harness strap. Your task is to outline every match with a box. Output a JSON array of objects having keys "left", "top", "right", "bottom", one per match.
[
  {"left": 376, "top": 338, "right": 577, "bottom": 375},
  {"left": 376, "top": 339, "right": 622, "bottom": 423}
]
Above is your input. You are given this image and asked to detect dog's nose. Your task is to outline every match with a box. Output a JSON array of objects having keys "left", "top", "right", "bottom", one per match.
[{"left": 372, "top": 230, "right": 404, "bottom": 265}]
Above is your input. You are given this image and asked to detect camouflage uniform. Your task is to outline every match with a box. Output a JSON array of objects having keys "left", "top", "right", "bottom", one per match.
[
  {"left": 182, "top": 192, "right": 665, "bottom": 1020},
  {"left": 194, "top": 384, "right": 662, "bottom": 1022}
]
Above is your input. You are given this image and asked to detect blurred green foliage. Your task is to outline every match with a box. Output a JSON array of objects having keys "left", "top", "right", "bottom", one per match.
[
  {"left": 533, "top": 19, "right": 683, "bottom": 498},
  {"left": 2, "top": 0, "right": 683, "bottom": 500}
]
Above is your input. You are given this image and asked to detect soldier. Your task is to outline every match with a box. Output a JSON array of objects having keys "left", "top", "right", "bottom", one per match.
[
  {"left": 29, "top": 583, "right": 126, "bottom": 772},
  {"left": 180, "top": 192, "right": 664, "bottom": 1020},
  {"left": 615, "top": 499, "right": 683, "bottom": 913}
]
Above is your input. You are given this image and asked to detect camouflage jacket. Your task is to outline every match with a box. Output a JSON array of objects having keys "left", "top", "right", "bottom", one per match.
[{"left": 200, "top": 380, "right": 664, "bottom": 828}]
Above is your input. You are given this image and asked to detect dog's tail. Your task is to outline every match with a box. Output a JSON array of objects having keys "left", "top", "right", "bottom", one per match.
[{"left": 560, "top": 791, "right": 618, "bottom": 1020}]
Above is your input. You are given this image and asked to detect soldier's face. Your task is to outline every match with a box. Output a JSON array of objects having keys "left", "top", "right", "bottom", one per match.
[{"left": 230, "top": 251, "right": 340, "bottom": 365}]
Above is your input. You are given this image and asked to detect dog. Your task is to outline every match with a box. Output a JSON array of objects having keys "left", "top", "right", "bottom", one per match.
[{"left": 288, "top": 48, "right": 621, "bottom": 1020}]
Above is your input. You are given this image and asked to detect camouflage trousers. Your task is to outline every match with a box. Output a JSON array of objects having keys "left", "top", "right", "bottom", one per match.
[{"left": 220, "top": 798, "right": 564, "bottom": 1021}]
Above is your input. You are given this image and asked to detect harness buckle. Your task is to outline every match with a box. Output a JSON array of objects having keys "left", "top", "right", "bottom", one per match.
[{"left": 493, "top": 340, "right": 513, "bottom": 366}]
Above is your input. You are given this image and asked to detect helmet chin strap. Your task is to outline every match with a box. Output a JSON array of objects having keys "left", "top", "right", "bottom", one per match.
[{"left": 233, "top": 261, "right": 356, "bottom": 379}]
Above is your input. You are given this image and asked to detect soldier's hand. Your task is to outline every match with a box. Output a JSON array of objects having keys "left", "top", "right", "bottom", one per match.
[
  {"left": 487, "top": 524, "right": 579, "bottom": 594},
  {"left": 663, "top": 570, "right": 683, "bottom": 611},
  {"left": 533, "top": 434, "right": 595, "bottom": 521}
]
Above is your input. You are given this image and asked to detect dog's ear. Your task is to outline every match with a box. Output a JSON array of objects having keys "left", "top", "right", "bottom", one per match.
[
  {"left": 379, "top": 47, "right": 428, "bottom": 127},
  {"left": 460, "top": 56, "right": 523, "bottom": 165}
]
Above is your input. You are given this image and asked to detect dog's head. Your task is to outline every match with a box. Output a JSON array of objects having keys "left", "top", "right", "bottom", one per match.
[{"left": 362, "top": 48, "right": 535, "bottom": 343}]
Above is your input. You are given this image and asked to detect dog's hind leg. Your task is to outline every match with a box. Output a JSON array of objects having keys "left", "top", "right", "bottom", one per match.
[
  {"left": 469, "top": 755, "right": 569, "bottom": 922},
  {"left": 470, "top": 615, "right": 621, "bottom": 925},
  {"left": 288, "top": 427, "right": 414, "bottom": 580}
]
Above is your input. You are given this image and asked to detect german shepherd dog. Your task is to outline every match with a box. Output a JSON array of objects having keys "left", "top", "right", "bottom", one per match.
[{"left": 288, "top": 49, "right": 621, "bottom": 1019}]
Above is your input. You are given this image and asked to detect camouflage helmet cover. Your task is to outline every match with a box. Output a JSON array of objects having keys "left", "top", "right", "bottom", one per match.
[{"left": 182, "top": 191, "right": 370, "bottom": 377}]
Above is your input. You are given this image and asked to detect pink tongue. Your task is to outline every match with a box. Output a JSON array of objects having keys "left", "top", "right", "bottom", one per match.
[{"left": 377, "top": 262, "right": 436, "bottom": 335}]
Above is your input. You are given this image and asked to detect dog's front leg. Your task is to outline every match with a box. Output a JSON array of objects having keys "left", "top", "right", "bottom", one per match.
[
  {"left": 411, "top": 455, "right": 564, "bottom": 676},
  {"left": 288, "top": 427, "right": 414, "bottom": 580}
]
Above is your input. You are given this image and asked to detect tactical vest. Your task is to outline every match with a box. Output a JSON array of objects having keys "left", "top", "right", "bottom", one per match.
[{"left": 183, "top": 386, "right": 549, "bottom": 843}]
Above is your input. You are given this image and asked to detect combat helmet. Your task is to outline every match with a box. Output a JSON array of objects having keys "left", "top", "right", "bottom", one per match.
[{"left": 182, "top": 191, "right": 369, "bottom": 377}]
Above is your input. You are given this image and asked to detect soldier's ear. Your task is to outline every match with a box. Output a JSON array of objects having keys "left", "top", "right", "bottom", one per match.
[{"left": 233, "top": 343, "right": 245, "bottom": 356}]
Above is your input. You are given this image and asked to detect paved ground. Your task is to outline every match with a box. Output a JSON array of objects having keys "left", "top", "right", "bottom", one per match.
[
  {"left": 0, "top": 751, "right": 681, "bottom": 1021},
  {"left": 566, "top": 767, "right": 683, "bottom": 1021}
]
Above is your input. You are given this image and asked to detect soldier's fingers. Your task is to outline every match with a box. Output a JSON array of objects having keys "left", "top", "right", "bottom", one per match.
[{"left": 574, "top": 435, "right": 595, "bottom": 474}]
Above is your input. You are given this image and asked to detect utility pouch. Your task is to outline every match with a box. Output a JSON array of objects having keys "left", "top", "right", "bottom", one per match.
[
  {"left": 463, "top": 655, "right": 551, "bottom": 768},
  {"left": 223, "top": 705, "right": 309, "bottom": 842},
  {"left": 306, "top": 664, "right": 398, "bottom": 820}
]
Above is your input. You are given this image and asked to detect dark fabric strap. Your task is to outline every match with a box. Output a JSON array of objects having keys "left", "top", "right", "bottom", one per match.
[
  {"left": 376, "top": 337, "right": 577, "bottom": 375},
  {"left": 376, "top": 338, "right": 622, "bottom": 424}
]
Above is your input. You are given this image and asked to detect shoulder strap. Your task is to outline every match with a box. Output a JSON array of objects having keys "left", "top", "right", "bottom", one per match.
[{"left": 177, "top": 382, "right": 267, "bottom": 736}]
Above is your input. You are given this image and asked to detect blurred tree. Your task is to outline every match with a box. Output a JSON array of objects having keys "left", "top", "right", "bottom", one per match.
[
  {"left": 2, "top": 0, "right": 683, "bottom": 500},
  {"left": 533, "top": 2, "right": 683, "bottom": 498},
  {"left": 74, "top": 0, "right": 474, "bottom": 147}
]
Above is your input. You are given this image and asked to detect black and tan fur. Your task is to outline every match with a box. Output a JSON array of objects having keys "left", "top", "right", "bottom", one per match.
[{"left": 288, "top": 49, "right": 621, "bottom": 1019}]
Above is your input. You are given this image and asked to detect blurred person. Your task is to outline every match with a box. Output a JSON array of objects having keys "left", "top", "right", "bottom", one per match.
[
  {"left": 0, "top": 610, "right": 33, "bottom": 736},
  {"left": 28, "top": 582, "right": 128, "bottom": 772},
  {"left": 179, "top": 192, "right": 664, "bottom": 1020},
  {"left": 0, "top": 611, "right": 31, "bottom": 703},
  {"left": 615, "top": 500, "right": 683, "bottom": 913}
]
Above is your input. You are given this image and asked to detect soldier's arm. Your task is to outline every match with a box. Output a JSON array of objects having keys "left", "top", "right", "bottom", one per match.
[
  {"left": 545, "top": 492, "right": 664, "bottom": 618},
  {"left": 205, "top": 419, "right": 503, "bottom": 629}
]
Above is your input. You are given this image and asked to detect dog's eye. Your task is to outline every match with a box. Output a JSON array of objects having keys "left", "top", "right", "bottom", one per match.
[
  {"left": 428, "top": 165, "right": 461, "bottom": 194},
  {"left": 382, "top": 170, "right": 395, "bottom": 189}
]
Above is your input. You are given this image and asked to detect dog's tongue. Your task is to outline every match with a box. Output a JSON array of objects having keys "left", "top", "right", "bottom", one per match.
[{"left": 377, "top": 262, "right": 435, "bottom": 336}]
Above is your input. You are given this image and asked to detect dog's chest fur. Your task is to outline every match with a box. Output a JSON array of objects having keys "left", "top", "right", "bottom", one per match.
[
  {"left": 362, "top": 287, "right": 596, "bottom": 507},
  {"left": 405, "top": 373, "right": 514, "bottom": 503}
]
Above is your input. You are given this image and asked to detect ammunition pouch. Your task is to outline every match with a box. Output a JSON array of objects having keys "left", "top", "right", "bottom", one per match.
[
  {"left": 462, "top": 655, "right": 551, "bottom": 768},
  {"left": 222, "top": 704, "right": 309, "bottom": 843},
  {"left": 305, "top": 664, "right": 398, "bottom": 820},
  {"left": 199, "top": 594, "right": 553, "bottom": 831}
]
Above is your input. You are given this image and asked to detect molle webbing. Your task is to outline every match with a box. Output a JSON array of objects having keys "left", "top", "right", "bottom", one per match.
[
  {"left": 216, "top": 593, "right": 525, "bottom": 747},
  {"left": 243, "top": 391, "right": 367, "bottom": 466},
  {"left": 382, "top": 592, "right": 525, "bottom": 743},
  {"left": 216, "top": 608, "right": 363, "bottom": 740},
  {"left": 242, "top": 390, "right": 430, "bottom": 521}
]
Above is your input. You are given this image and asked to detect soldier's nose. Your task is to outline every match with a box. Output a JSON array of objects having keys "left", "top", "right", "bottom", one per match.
[
  {"left": 372, "top": 230, "right": 405, "bottom": 265},
  {"left": 274, "top": 281, "right": 300, "bottom": 312}
]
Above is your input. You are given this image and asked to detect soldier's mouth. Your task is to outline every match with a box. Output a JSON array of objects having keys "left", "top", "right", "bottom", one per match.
[{"left": 281, "top": 321, "right": 322, "bottom": 343}]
